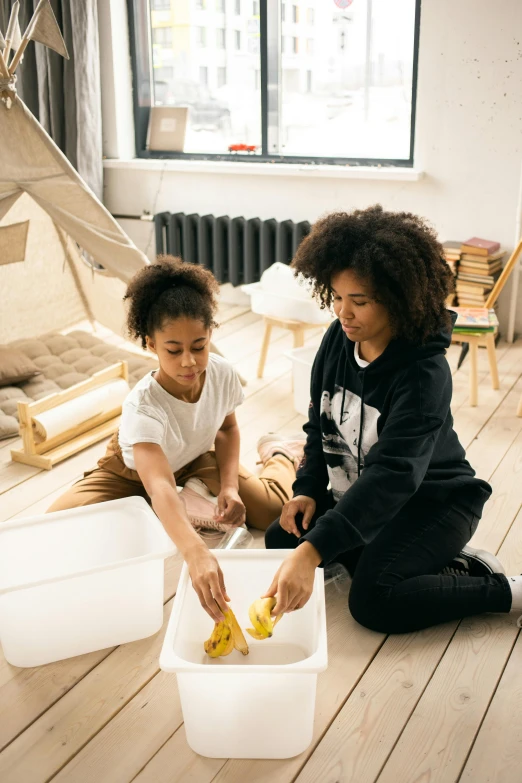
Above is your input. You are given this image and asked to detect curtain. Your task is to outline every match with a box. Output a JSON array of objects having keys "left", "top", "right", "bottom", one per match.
[{"left": 0, "top": 0, "right": 103, "bottom": 201}]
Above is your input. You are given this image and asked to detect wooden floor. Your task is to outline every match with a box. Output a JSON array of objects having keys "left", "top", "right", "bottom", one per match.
[{"left": 1, "top": 301, "right": 522, "bottom": 783}]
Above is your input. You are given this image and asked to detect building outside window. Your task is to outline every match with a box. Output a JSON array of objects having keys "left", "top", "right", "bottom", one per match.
[
  {"left": 153, "top": 27, "right": 173, "bottom": 45},
  {"left": 135, "top": 0, "right": 420, "bottom": 163}
]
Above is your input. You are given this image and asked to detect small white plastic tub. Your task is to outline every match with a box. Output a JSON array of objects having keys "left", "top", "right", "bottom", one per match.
[
  {"left": 0, "top": 497, "right": 176, "bottom": 667},
  {"left": 242, "top": 282, "right": 331, "bottom": 324},
  {"left": 160, "top": 549, "right": 327, "bottom": 759},
  {"left": 286, "top": 344, "right": 320, "bottom": 416}
]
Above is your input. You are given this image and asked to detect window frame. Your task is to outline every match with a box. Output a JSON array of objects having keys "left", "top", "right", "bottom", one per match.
[{"left": 127, "top": 0, "right": 422, "bottom": 168}]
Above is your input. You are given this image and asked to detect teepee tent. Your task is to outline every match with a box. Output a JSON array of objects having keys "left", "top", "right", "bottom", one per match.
[{"left": 0, "top": 0, "right": 148, "bottom": 342}]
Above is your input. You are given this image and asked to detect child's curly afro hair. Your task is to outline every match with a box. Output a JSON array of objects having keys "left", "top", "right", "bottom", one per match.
[{"left": 124, "top": 255, "right": 219, "bottom": 349}]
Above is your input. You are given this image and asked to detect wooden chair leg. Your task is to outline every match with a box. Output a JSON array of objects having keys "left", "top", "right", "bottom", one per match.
[
  {"left": 293, "top": 326, "right": 305, "bottom": 349},
  {"left": 257, "top": 320, "right": 272, "bottom": 379},
  {"left": 485, "top": 333, "right": 500, "bottom": 390},
  {"left": 469, "top": 341, "right": 479, "bottom": 406},
  {"left": 517, "top": 394, "right": 522, "bottom": 417}
]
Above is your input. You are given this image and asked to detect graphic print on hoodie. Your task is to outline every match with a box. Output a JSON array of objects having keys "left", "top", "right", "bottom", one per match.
[{"left": 320, "top": 388, "right": 379, "bottom": 501}]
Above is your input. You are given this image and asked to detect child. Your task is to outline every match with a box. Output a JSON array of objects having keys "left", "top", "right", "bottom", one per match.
[
  {"left": 49, "top": 257, "right": 304, "bottom": 621},
  {"left": 263, "top": 206, "right": 521, "bottom": 633}
]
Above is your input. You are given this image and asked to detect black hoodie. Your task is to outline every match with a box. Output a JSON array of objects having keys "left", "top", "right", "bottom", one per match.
[{"left": 293, "top": 315, "right": 492, "bottom": 565}]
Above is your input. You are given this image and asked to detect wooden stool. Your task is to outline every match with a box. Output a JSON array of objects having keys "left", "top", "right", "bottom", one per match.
[
  {"left": 451, "top": 331, "right": 499, "bottom": 407},
  {"left": 257, "top": 315, "right": 325, "bottom": 379}
]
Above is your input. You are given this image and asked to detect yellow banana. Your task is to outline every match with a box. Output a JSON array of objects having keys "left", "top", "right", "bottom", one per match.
[
  {"left": 224, "top": 607, "right": 249, "bottom": 656},
  {"left": 203, "top": 605, "right": 250, "bottom": 658},
  {"left": 204, "top": 621, "right": 232, "bottom": 658},
  {"left": 246, "top": 597, "right": 282, "bottom": 640}
]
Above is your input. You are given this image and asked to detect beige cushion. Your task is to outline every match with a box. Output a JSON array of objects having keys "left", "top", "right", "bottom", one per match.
[
  {"left": 0, "top": 330, "right": 159, "bottom": 440},
  {"left": 0, "top": 348, "right": 41, "bottom": 387},
  {"left": 0, "top": 413, "right": 18, "bottom": 439}
]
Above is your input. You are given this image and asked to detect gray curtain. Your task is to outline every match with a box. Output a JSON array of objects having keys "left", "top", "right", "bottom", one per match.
[{"left": 0, "top": 0, "right": 103, "bottom": 200}]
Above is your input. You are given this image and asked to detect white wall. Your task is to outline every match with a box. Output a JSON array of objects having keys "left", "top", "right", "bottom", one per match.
[{"left": 101, "top": 0, "right": 522, "bottom": 336}]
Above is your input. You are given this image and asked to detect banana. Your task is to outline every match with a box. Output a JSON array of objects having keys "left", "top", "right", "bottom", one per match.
[
  {"left": 224, "top": 607, "right": 249, "bottom": 656},
  {"left": 204, "top": 621, "right": 233, "bottom": 658},
  {"left": 246, "top": 597, "right": 282, "bottom": 640},
  {"left": 203, "top": 605, "right": 250, "bottom": 658}
]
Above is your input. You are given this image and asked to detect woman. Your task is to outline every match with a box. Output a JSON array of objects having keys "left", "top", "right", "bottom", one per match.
[
  {"left": 263, "top": 205, "right": 521, "bottom": 633},
  {"left": 49, "top": 257, "right": 305, "bottom": 621}
]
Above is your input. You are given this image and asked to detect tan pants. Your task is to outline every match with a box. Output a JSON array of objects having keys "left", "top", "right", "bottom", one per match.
[{"left": 48, "top": 434, "right": 295, "bottom": 531}]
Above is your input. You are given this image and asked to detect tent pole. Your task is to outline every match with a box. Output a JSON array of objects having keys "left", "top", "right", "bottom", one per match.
[
  {"left": 0, "top": 48, "right": 10, "bottom": 79},
  {"left": 54, "top": 223, "right": 96, "bottom": 331}
]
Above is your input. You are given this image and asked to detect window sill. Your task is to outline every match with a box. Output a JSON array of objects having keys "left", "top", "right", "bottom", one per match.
[{"left": 103, "top": 158, "right": 424, "bottom": 182}]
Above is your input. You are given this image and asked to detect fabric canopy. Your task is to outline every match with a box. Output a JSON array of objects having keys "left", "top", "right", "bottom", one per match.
[{"left": 0, "top": 94, "right": 147, "bottom": 282}]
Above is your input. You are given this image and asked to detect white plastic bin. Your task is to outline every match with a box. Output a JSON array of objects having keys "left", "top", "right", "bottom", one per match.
[
  {"left": 286, "top": 344, "right": 320, "bottom": 416},
  {"left": 241, "top": 261, "right": 331, "bottom": 324},
  {"left": 242, "top": 282, "right": 331, "bottom": 324},
  {"left": 160, "top": 549, "right": 327, "bottom": 759},
  {"left": 0, "top": 497, "right": 176, "bottom": 667}
]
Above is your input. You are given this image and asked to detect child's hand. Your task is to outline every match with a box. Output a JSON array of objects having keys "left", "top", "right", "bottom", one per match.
[{"left": 216, "top": 487, "right": 246, "bottom": 527}]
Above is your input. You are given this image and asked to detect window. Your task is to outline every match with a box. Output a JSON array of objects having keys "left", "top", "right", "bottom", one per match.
[
  {"left": 217, "top": 66, "right": 227, "bottom": 87},
  {"left": 153, "top": 27, "right": 173, "bottom": 45},
  {"left": 131, "top": 0, "right": 420, "bottom": 163}
]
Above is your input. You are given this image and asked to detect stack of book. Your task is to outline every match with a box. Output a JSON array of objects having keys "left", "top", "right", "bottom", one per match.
[
  {"left": 442, "top": 241, "right": 461, "bottom": 306},
  {"left": 452, "top": 306, "right": 499, "bottom": 335},
  {"left": 455, "top": 237, "right": 504, "bottom": 307}
]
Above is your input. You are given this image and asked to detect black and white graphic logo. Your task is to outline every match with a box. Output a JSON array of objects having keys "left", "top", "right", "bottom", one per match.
[{"left": 320, "top": 387, "right": 379, "bottom": 500}]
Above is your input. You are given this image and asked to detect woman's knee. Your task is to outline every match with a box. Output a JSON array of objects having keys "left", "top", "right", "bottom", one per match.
[
  {"left": 348, "top": 578, "right": 393, "bottom": 634},
  {"left": 264, "top": 517, "right": 298, "bottom": 549}
]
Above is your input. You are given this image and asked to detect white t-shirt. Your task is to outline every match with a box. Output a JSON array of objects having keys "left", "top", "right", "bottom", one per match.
[
  {"left": 354, "top": 342, "right": 370, "bottom": 368},
  {"left": 118, "top": 353, "right": 244, "bottom": 472}
]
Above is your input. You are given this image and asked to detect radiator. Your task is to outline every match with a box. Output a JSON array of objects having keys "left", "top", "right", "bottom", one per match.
[{"left": 154, "top": 212, "right": 311, "bottom": 285}]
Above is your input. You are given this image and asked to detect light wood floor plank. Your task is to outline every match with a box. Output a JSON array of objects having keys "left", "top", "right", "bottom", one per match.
[
  {"left": 373, "top": 491, "right": 522, "bottom": 783},
  {"left": 459, "top": 512, "right": 522, "bottom": 783},
  {"left": 0, "top": 601, "right": 177, "bottom": 783}
]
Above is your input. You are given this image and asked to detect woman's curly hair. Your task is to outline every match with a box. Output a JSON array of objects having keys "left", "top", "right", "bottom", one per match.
[
  {"left": 124, "top": 255, "right": 220, "bottom": 348},
  {"left": 292, "top": 205, "right": 453, "bottom": 344}
]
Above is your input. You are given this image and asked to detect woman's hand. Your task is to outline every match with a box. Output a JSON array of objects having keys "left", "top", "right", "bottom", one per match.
[
  {"left": 185, "top": 545, "right": 230, "bottom": 621},
  {"left": 279, "top": 495, "right": 316, "bottom": 538},
  {"left": 216, "top": 487, "right": 246, "bottom": 527},
  {"left": 263, "top": 542, "right": 322, "bottom": 615}
]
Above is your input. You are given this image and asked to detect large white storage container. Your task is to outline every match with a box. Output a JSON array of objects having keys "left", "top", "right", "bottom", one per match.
[
  {"left": 286, "top": 344, "right": 320, "bottom": 416},
  {"left": 160, "top": 549, "right": 327, "bottom": 759},
  {"left": 0, "top": 497, "right": 176, "bottom": 667}
]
